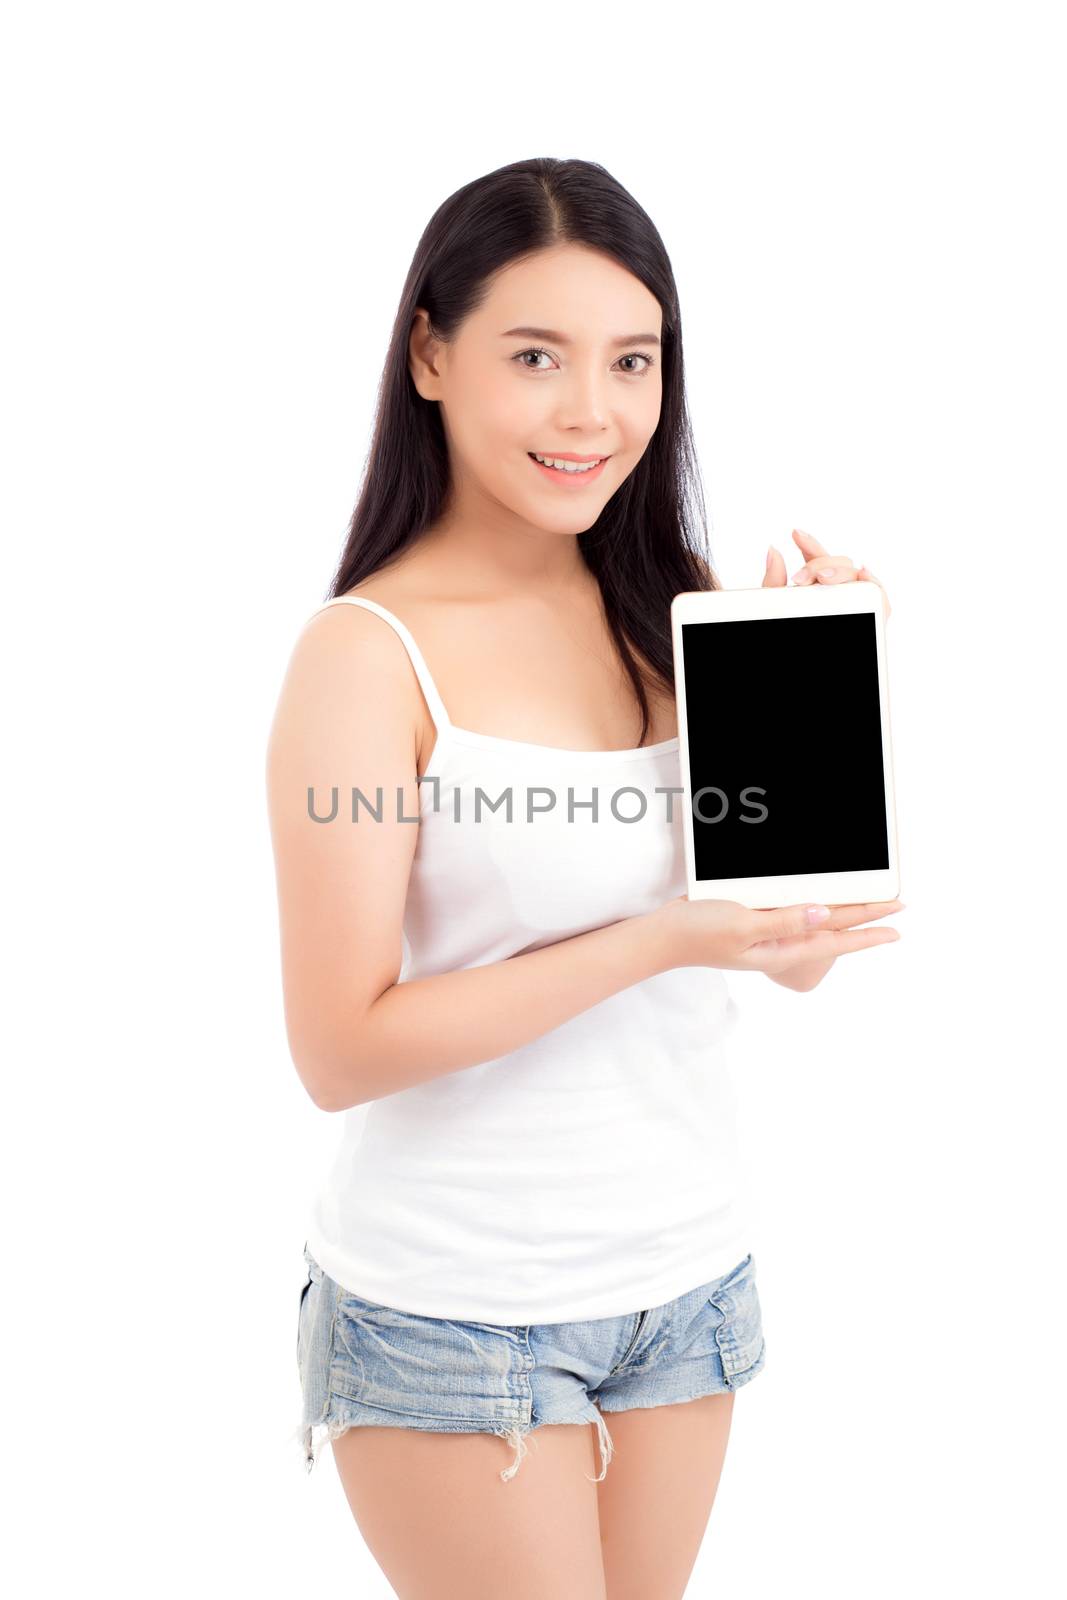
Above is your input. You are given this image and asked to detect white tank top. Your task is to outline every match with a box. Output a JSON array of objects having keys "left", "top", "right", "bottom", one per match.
[{"left": 301, "top": 595, "right": 753, "bottom": 1323}]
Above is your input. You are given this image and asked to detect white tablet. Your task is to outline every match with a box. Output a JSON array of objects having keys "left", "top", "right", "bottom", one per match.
[{"left": 671, "top": 580, "right": 900, "bottom": 908}]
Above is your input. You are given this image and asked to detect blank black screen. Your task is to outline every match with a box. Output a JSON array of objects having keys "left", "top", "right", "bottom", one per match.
[{"left": 681, "top": 613, "right": 890, "bottom": 879}]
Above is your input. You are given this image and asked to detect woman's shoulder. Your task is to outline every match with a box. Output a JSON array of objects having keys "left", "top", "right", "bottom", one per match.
[
  {"left": 271, "top": 586, "right": 425, "bottom": 770},
  {"left": 292, "top": 567, "right": 434, "bottom": 695}
]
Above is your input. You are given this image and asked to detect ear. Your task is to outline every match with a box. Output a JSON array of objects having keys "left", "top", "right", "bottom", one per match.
[{"left": 408, "top": 307, "right": 446, "bottom": 402}]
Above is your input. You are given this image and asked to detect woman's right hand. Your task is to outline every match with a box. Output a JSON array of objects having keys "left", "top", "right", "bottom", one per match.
[{"left": 645, "top": 894, "right": 902, "bottom": 976}]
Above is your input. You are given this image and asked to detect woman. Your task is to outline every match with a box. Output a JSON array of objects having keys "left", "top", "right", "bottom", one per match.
[{"left": 267, "top": 156, "right": 900, "bottom": 1600}]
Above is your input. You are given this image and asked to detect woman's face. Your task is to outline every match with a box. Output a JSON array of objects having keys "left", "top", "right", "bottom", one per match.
[{"left": 409, "top": 244, "right": 664, "bottom": 537}]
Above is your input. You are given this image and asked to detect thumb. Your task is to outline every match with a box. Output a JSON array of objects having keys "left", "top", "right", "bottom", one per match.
[
  {"left": 755, "top": 902, "right": 832, "bottom": 939},
  {"left": 762, "top": 545, "right": 787, "bottom": 587}
]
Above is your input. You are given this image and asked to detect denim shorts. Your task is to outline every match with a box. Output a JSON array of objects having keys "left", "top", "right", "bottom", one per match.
[{"left": 291, "top": 1243, "right": 766, "bottom": 1483}]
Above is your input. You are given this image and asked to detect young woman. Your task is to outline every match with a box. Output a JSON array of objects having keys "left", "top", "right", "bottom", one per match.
[{"left": 267, "top": 156, "right": 900, "bottom": 1600}]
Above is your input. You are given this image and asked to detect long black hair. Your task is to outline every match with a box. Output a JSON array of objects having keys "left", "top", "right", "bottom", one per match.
[{"left": 327, "top": 155, "right": 719, "bottom": 748}]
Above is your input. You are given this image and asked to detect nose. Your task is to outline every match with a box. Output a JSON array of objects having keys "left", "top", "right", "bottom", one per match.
[{"left": 551, "top": 364, "right": 612, "bottom": 433}]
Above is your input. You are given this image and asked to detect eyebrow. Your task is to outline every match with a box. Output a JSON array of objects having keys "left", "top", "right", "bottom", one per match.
[{"left": 501, "top": 325, "right": 662, "bottom": 347}]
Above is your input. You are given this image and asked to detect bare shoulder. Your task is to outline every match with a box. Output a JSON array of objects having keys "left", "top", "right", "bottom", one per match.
[
  {"left": 293, "top": 571, "right": 428, "bottom": 679},
  {"left": 268, "top": 574, "right": 431, "bottom": 774}
]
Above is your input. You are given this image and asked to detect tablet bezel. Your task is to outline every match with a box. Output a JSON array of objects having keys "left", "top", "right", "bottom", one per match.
[{"left": 670, "top": 580, "right": 900, "bottom": 908}]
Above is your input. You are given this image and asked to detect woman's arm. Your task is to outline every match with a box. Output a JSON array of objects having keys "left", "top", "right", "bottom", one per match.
[
  {"left": 321, "top": 911, "right": 671, "bottom": 1111},
  {"left": 266, "top": 605, "right": 675, "bottom": 1114}
]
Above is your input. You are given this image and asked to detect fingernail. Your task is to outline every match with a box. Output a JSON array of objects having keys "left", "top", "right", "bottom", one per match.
[
  {"left": 817, "top": 567, "right": 835, "bottom": 578},
  {"left": 806, "top": 905, "right": 831, "bottom": 924},
  {"left": 792, "top": 569, "right": 810, "bottom": 584}
]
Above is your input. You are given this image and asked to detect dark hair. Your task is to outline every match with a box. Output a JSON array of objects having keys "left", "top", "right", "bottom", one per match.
[{"left": 327, "top": 155, "right": 718, "bottom": 747}]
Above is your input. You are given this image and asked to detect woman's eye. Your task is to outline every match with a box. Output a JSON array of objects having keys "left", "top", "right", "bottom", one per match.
[
  {"left": 616, "top": 353, "right": 655, "bottom": 374},
  {"left": 515, "top": 349, "right": 554, "bottom": 370},
  {"left": 513, "top": 348, "right": 656, "bottom": 375}
]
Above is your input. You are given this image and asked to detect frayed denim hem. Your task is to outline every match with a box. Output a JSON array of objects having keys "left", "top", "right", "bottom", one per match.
[{"left": 286, "top": 1406, "right": 615, "bottom": 1484}]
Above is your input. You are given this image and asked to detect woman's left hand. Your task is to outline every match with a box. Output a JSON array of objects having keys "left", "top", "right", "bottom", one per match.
[
  {"left": 764, "top": 528, "right": 891, "bottom": 620},
  {"left": 760, "top": 900, "right": 905, "bottom": 992}
]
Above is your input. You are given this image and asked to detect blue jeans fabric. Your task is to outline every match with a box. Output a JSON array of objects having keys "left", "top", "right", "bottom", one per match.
[{"left": 292, "top": 1242, "right": 766, "bottom": 1483}]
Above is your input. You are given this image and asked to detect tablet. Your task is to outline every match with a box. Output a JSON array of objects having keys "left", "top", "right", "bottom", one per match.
[{"left": 671, "top": 580, "right": 900, "bottom": 908}]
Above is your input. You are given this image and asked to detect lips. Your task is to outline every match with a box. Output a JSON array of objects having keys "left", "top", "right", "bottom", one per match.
[
  {"left": 530, "top": 452, "right": 607, "bottom": 463},
  {"left": 527, "top": 452, "right": 610, "bottom": 485}
]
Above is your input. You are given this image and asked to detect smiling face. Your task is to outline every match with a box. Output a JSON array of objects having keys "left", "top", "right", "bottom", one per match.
[{"left": 408, "top": 244, "right": 664, "bottom": 539}]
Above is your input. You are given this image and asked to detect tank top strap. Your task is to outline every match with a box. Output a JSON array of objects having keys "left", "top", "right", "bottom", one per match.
[{"left": 311, "top": 595, "right": 453, "bottom": 734}]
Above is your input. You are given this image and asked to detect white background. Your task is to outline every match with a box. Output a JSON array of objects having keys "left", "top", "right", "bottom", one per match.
[{"left": 4, "top": 2, "right": 1063, "bottom": 1595}]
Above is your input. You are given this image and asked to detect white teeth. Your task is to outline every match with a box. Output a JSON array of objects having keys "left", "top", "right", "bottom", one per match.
[{"left": 531, "top": 452, "right": 604, "bottom": 473}]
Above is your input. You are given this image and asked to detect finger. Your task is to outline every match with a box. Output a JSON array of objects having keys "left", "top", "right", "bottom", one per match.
[
  {"left": 762, "top": 545, "right": 788, "bottom": 587},
  {"left": 760, "top": 925, "right": 902, "bottom": 969},
  {"left": 812, "top": 560, "right": 856, "bottom": 584},
  {"left": 824, "top": 900, "right": 904, "bottom": 928},
  {"left": 791, "top": 528, "right": 830, "bottom": 559},
  {"left": 792, "top": 557, "right": 855, "bottom": 586},
  {"left": 826, "top": 928, "right": 901, "bottom": 956},
  {"left": 752, "top": 902, "right": 839, "bottom": 943},
  {"left": 744, "top": 914, "right": 904, "bottom": 970}
]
